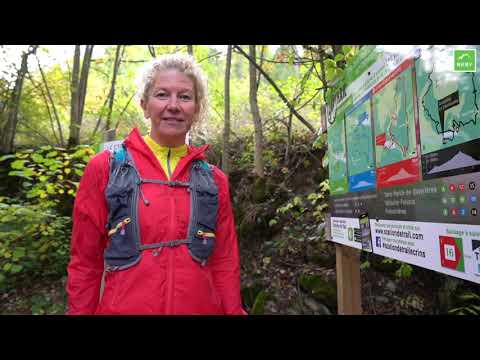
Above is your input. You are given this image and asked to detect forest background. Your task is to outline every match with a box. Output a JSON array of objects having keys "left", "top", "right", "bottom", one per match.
[{"left": 0, "top": 44, "right": 479, "bottom": 315}]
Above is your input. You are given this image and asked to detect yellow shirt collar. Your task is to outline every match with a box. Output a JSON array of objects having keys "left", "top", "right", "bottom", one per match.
[{"left": 143, "top": 135, "right": 188, "bottom": 157}]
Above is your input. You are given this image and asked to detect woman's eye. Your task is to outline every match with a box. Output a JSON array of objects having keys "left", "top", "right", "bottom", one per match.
[
  {"left": 155, "top": 92, "right": 168, "bottom": 98},
  {"left": 180, "top": 94, "right": 193, "bottom": 101}
]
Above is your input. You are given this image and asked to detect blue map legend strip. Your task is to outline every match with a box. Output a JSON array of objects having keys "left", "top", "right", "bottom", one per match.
[
  {"left": 349, "top": 169, "right": 376, "bottom": 192},
  {"left": 346, "top": 90, "right": 372, "bottom": 116}
]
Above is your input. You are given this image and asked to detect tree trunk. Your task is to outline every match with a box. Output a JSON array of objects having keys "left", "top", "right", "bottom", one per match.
[
  {"left": 248, "top": 45, "right": 264, "bottom": 179},
  {"left": 104, "top": 45, "right": 124, "bottom": 139},
  {"left": 69, "top": 45, "right": 81, "bottom": 147},
  {"left": 234, "top": 45, "right": 316, "bottom": 134},
  {"left": 68, "top": 45, "right": 94, "bottom": 147},
  {"left": 78, "top": 45, "right": 94, "bottom": 126},
  {"left": 222, "top": 45, "right": 232, "bottom": 175},
  {"left": 285, "top": 110, "right": 293, "bottom": 164},
  {"left": 187, "top": 45, "right": 193, "bottom": 57},
  {"left": 0, "top": 45, "right": 37, "bottom": 154}
]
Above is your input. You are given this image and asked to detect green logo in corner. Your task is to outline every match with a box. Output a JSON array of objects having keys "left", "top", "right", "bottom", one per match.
[{"left": 454, "top": 49, "right": 476, "bottom": 72}]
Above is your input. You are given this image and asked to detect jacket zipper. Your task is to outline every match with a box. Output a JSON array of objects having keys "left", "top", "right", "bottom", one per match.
[
  {"left": 167, "top": 148, "right": 172, "bottom": 180},
  {"left": 166, "top": 161, "right": 175, "bottom": 314}
]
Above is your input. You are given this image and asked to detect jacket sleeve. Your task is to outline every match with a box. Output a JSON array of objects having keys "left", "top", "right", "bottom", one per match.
[
  {"left": 66, "top": 151, "right": 110, "bottom": 315},
  {"left": 209, "top": 168, "right": 247, "bottom": 315}
]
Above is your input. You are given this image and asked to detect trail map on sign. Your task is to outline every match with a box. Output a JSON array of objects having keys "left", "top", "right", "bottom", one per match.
[
  {"left": 345, "top": 95, "right": 376, "bottom": 191},
  {"left": 326, "top": 45, "right": 480, "bottom": 285},
  {"left": 328, "top": 113, "right": 348, "bottom": 195},
  {"left": 373, "top": 64, "right": 417, "bottom": 168},
  {"left": 416, "top": 46, "right": 480, "bottom": 155}
]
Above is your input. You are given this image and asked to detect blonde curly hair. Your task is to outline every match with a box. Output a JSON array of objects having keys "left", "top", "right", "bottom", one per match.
[{"left": 136, "top": 53, "right": 209, "bottom": 127}]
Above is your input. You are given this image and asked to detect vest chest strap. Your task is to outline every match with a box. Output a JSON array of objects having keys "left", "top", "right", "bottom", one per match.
[{"left": 139, "top": 239, "right": 191, "bottom": 250}]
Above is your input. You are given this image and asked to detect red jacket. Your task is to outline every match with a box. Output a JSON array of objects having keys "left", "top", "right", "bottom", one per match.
[{"left": 66, "top": 128, "right": 246, "bottom": 315}]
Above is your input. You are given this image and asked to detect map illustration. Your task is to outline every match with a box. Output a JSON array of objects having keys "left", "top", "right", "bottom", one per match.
[
  {"left": 345, "top": 94, "right": 376, "bottom": 191},
  {"left": 416, "top": 45, "right": 480, "bottom": 178},
  {"left": 416, "top": 46, "right": 480, "bottom": 153},
  {"left": 328, "top": 112, "right": 348, "bottom": 195},
  {"left": 373, "top": 62, "right": 417, "bottom": 168}
]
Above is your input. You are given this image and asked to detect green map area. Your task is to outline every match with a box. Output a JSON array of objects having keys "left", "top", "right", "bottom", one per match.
[
  {"left": 328, "top": 113, "right": 348, "bottom": 195},
  {"left": 345, "top": 99, "right": 374, "bottom": 175},
  {"left": 373, "top": 65, "right": 417, "bottom": 168},
  {"left": 416, "top": 46, "right": 480, "bottom": 154}
]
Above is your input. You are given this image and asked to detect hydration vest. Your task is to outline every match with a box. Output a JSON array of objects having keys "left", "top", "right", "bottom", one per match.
[{"left": 103, "top": 143, "right": 218, "bottom": 272}]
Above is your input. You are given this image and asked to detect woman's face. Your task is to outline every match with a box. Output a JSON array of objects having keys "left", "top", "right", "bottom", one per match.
[{"left": 141, "top": 69, "right": 198, "bottom": 147}]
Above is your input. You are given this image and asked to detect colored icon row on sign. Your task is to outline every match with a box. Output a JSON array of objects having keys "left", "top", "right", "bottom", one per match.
[
  {"left": 442, "top": 182, "right": 476, "bottom": 192},
  {"left": 443, "top": 208, "right": 477, "bottom": 216},
  {"left": 441, "top": 195, "right": 477, "bottom": 204}
]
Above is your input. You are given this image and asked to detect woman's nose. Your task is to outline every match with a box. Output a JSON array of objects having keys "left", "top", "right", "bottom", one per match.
[{"left": 166, "top": 95, "right": 180, "bottom": 110}]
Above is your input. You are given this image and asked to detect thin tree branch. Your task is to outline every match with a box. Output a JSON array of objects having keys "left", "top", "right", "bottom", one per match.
[
  {"left": 35, "top": 53, "right": 65, "bottom": 145},
  {"left": 25, "top": 71, "right": 60, "bottom": 144},
  {"left": 17, "top": 117, "right": 54, "bottom": 145},
  {"left": 114, "top": 92, "right": 135, "bottom": 132},
  {"left": 148, "top": 45, "right": 156, "bottom": 58},
  {"left": 198, "top": 51, "right": 222, "bottom": 63},
  {"left": 233, "top": 45, "right": 316, "bottom": 134}
]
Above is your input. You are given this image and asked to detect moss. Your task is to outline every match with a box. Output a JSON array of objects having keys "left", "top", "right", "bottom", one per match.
[{"left": 299, "top": 274, "right": 337, "bottom": 310}]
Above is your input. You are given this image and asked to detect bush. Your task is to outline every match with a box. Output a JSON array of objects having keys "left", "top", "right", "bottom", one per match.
[
  {"left": 0, "top": 197, "right": 71, "bottom": 291},
  {"left": 0, "top": 144, "right": 95, "bottom": 216}
]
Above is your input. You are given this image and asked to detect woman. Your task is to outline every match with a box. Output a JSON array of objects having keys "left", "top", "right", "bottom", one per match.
[{"left": 66, "top": 53, "right": 246, "bottom": 315}]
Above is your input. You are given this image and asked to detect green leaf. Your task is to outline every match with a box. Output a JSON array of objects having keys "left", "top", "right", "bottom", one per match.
[
  {"left": 11, "top": 160, "right": 26, "bottom": 169},
  {"left": 325, "top": 58, "right": 337, "bottom": 68},
  {"left": 74, "top": 169, "right": 84, "bottom": 177},
  {"left": 458, "top": 293, "right": 480, "bottom": 301},
  {"left": 13, "top": 248, "right": 26, "bottom": 259},
  {"left": 325, "top": 67, "right": 336, "bottom": 81},
  {"left": 268, "top": 219, "right": 277, "bottom": 227},
  {"left": 46, "top": 151, "right": 58, "bottom": 158},
  {"left": 251, "top": 290, "right": 266, "bottom": 315},
  {"left": 23, "top": 168, "right": 35, "bottom": 177},
  {"left": 8, "top": 171, "right": 33, "bottom": 180},
  {"left": 3, "top": 263, "right": 12, "bottom": 272},
  {"left": 342, "top": 45, "right": 352, "bottom": 54},
  {"left": 334, "top": 54, "right": 344, "bottom": 62},
  {"left": 0, "top": 154, "right": 15, "bottom": 162},
  {"left": 10, "top": 264, "right": 23, "bottom": 273},
  {"left": 40, "top": 145, "right": 53, "bottom": 151},
  {"left": 322, "top": 153, "right": 329, "bottom": 168},
  {"left": 360, "top": 261, "right": 370, "bottom": 270},
  {"left": 31, "top": 153, "right": 45, "bottom": 163}
]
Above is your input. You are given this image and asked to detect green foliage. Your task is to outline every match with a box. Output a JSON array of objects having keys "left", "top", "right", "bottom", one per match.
[
  {"left": 5, "top": 145, "right": 94, "bottom": 206},
  {"left": 360, "top": 260, "right": 370, "bottom": 270},
  {"left": 380, "top": 258, "right": 414, "bottom": 279},
  {"left": 0, "top": 144, "right": 94, "bottom": 291},
  {"left": 0, "top": 197, "right": 71, "bottom": 290},
  {"left": 241, "top": 283, "right": 268, "bottom": 314},
  {"left": 395, "top": 262, "right": 413, "bottom": 279},
  {"left": 29, "top": 293, "right": 66, "bottom": 315},
  {"left": 299, "top": 273, "right": 337, "bottom": 309},
  {"left": 449, "top": 292, "right": 480, "bottom": 315},
  {"left": 251, "top": 290, "right": 267, "bottom": 315}
]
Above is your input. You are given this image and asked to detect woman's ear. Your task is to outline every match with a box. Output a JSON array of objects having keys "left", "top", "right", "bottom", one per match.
[{"left": 140, "top": 99, "right": 149, "bottom": 118}]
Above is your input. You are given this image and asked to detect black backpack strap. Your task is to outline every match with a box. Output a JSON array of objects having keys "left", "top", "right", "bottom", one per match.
[{"left": 186, "top": 160, "right": 219, "bottom": 265}]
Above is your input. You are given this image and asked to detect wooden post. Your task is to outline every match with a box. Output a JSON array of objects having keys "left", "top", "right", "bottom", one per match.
[
  {"left": 335, "top": 244, "right": 362, "bottom": 314},
  {"left": 325, "top": 213, "right": 362, "bottom": 315}
]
